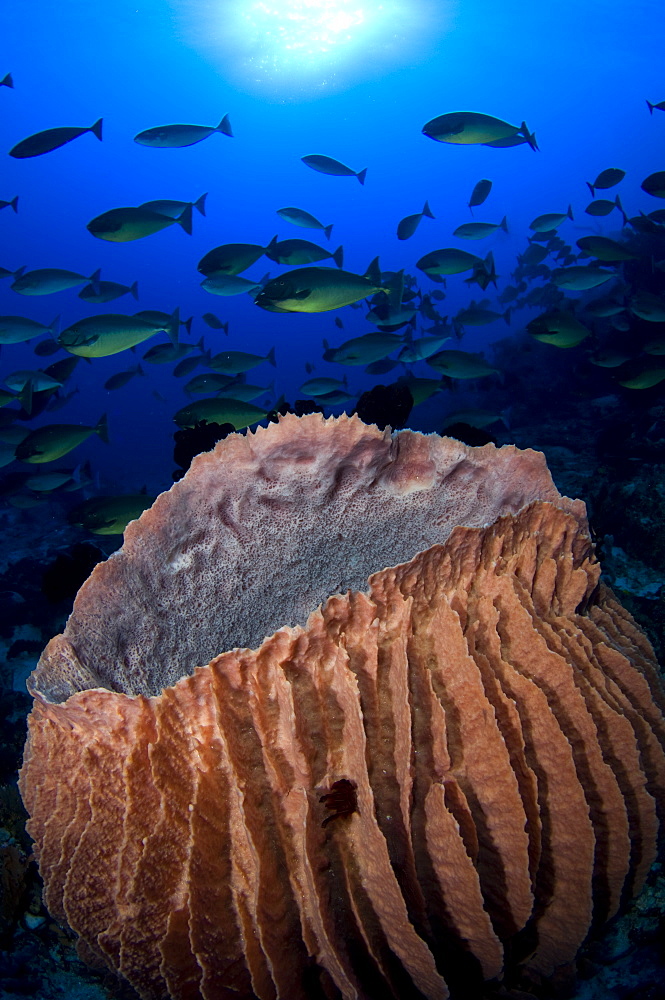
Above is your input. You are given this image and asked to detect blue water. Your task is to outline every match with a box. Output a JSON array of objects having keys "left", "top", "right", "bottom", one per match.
[{"left": 1, "top": 0, "right": 664, "bottom": 489}]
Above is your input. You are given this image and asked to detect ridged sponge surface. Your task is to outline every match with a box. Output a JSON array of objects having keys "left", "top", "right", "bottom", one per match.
[{"left": 19, "top": 415, "right": 665, "bottom": 999}]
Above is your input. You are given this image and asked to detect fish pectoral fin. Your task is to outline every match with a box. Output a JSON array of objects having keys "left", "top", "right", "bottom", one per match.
[{"left": 294, "top": 288, "right": 311, "bottom": 299}]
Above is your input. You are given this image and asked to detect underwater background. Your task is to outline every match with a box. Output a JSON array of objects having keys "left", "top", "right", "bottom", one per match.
[{"left": 1, "top": 0, "right": 665, "bottom": 997}]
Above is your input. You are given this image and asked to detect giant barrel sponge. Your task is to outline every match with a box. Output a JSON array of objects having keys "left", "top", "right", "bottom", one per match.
[{"left": 19, "top": 413, "right": 665, "bottom": 1000}]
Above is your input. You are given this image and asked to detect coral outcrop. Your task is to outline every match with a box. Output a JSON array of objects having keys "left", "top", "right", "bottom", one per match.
[{"left": 19, "top": 414, "right": 665, "bottom": 999}]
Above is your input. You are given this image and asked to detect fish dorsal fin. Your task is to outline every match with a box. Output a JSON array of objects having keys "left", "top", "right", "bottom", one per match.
[{"left": 364, "top": 256, "right": 381, "bottom": 284}]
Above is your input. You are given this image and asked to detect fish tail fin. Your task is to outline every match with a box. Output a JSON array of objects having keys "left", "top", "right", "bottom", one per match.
[
  {"left": 13, "top": 265, "right": 26, "bottom": 278},
  {"left": 19, "top": 379, "right": 33, "bottom": 417},
  {"left": 500, "top": 215, "right": 509, "bottom": 233},
  {"left": 96, "top": 413, "right": 110, "bottom": 445},
  {"left": 10, "top": 195, "right": 18, "bottom": 213},
  {"left": 332, "top": 245, "right": 344, "bottom": 268},
  {"left": 647, "top": 100, "right": 654, "bottom": 114},
  {"left": 196, "top": 336, "right": 205, "bottom": 351},
  {"left": 137, "top": 365, "right": 146, "bottom": 376},
  {"left": 520, "top": 122, "right": 538, "bottom": 150},
  {"left": 183, "top": 316, "right": 193, "bottom": 336},
  {"left": 356, "top": 168, "right": 367, "bottom": 185},
  {"left": 218, "top": 114, "right": 233, "bottom": 137},
  {"left": 504, "top": 308, "right": 512, "bottom": 326},
  {"left": 567, "top": 204, "right": 574, "bottom": 220},
  {"left": 130, "top": 281, "right": 139, "bottom": 300},
  {"left": 90, "top": 118, "right": 103, "bottom": 141},
  {"left": 266, "top": 234, "right": 279, "bottom": 252},
  {"left": 1, "top": 73, "right": 13, "bottom": 88},
  {"left": 177, "top": 203, "right": 193, "bottom": 235},
  {"left": 75, "top": 460, "right": 92, "bottom": 486},
  {"left": 423, "top": 200, "right": 435, "bottom": 218},
  {"left": 222, "top": 322, "right": 229, "bottom": 335},
  {"left": 587, "top": 181, "right": 595, "bottom": 197},
  {"left": 324, "top": 223, "right": 333, "bottom": 240},
  {"left": 616, "top": 194, "right": 628, "bottom": 225},
  {"left": 267, "top": 346, "right": 277, "bottom": 367},
  {"left": 167, "top": 308, "right": 180, "bottom": 347},
  {"left": 195, "top": 192, "right": 208, "bottom": 216},
  {"left": 384, "top": 270, "right": 404, "bottom": 299},
  {"left": 49, "top": 315, "right": 61, "bottom": 336}
]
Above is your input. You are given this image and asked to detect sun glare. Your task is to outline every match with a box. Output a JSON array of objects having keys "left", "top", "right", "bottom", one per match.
[
  {"left": 175, "top": 0, "right": 444, "bottom": 98},
  {"left": 240, "top": 1, "right": 378, "bottom": 74},
  {"left": 245, "top": 0, "right": 367, "bottom": 56}
]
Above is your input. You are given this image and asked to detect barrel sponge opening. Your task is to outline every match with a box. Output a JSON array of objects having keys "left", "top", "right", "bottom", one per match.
[
  {"left": 19, "top": 414, "right": 665, "bottom": 1000},
  {"left": 28, "top": 412, "right": 585, "bottom": 701}
]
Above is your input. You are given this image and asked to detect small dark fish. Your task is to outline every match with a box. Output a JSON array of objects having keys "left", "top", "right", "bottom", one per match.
[
  {"left": 33, "top": 338, "right": 63, "bottom": 357},
  {"left": 584, "top": 195, "right": 625, "bottom": 219},
  {"left": 0, "top": 196, "right": 18, "bottom": 213},
  {"left": 364, "top": 358, "right": 399, "bottom": 375},
  {"left": 276, "top": 207, "right": 333, "bottom": 239},
  {"left": 334, "top": 316, "right": 344, "bottom": 329},
  {"left": 202, "top": 274, "right": 263, "bottom": 297},
  {"left": 134, "top": 116, "right": 232, "bottom": 147},
  {"left": 551, "top": 265, "right": 615, "bottom": 291},
  {"left": 87, "top": 205, "right": 192, "bottom": 241},
  {"left": 641, "top": 171, "right": 665, "bottom": 198},
  {"left": 627, "top": 213, "right": 663, "bottom": 234},
  {"left": 1, "top": 73, "right": 13, "bottom": 88},
  {"left": 184, "top": 372, "right": 236, "bottom": 395},
  {"left": 143, "top": 340, "right": 199, "bottom": 364},
  {"left": 69, "top": 494, "right": 155, "bottom": 534},
  {"left": 9, "top": 118, "right": 102, "bottom": 158},
  {"left": 12, "top": 266, "right": 101, "bottom": 296},
  {"left": 79, "top": 279, "right": 139, "bottom": 303},
  {"left": 301, "top": 155, "right": 367, "bottom": 185},
  {"left": 256, "top": 260, "right": 390, "bottom": 314},
  {"left": 198, "top": 242, "right": 268, "bottom": 277},
  {"left": 417, "top": 248, "right": 482, "bottom": 275},
  {"left": 529, "top": 206, "right": 573, "bottom": 232},
  {"left": 173, "top": 352, "right": 207, "bottom": 378},
  {"left": 202, "top": 313, "right": 229, "bottom": 332},
  {"left": 425, "top": 111, "right": 518, "bottom": 144},
  {"left": 104, "top": 365, "right": 145, "bottom": 391},
  {"left": 586, "top": 167, "right": 625, "bottom": 197},
  {"left": 208, "top": 347, "right": 276, "bottom": 375},
  {"left": 519, "top": 244, "right": 549, "bottom": 266},
  {"left": 468, "top": 179, "right": 491, "bottom": 211},
  {"left": 396, "top": 201, "right": 435, "bottom": 240},
  {"left": 646, "top": 100, "right": 665, "bottom": 114},
  {"left": 266, "top": 237, "right": 343, "bottom": 267},
  {"left": 453, "top": 217, "right": 508, "bottom": 239},
  {"left": 16, "top": 415, "right": 109, "bottom": 463}
]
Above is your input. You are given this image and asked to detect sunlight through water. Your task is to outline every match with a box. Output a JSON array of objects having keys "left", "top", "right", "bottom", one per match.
[{"left": 175, "top": 0, "right": 447, "bottom": 98}]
